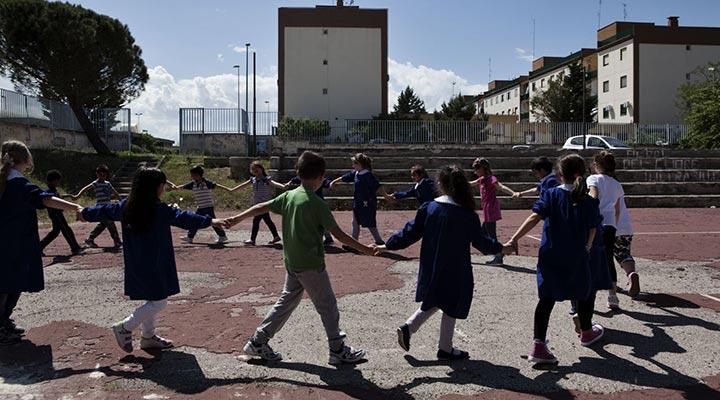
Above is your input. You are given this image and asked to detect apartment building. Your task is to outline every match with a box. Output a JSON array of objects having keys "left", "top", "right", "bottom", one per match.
[
  {"left": 478, "top": 76, "right": 528, "bottom": 121},
  {"left": 278, "top": 2, "right": 388, "bottom": 125},
  {"left": 597, "top": 17, "right": 720, "bottom": 123}
]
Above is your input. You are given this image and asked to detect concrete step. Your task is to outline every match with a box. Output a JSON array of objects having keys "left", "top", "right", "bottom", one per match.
[
  {"left": 320, "top": 181, "right": 720, "bottom": 197},
  {"left": 272, "top": 168, "right": 720, "bottom": 183},
  {"left": 323, "top": 194, "right": 720, "bottom": 211},
  {"left": 273, "top": 156, "right": 720, "bottom": 170}
]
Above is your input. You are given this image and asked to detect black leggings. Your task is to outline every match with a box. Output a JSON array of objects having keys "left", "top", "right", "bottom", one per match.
[
  {"left": 0, "top": 293, "right": 21, "bottom": 322},
  {"left": 251, "top": 213, "right": 279, "bottom": 241},
  {"left": 603, "top": 226, "right": 617, "bottom": 284},
  {"left": 534, "top": 292, "right": 597, "bottom": 341}
]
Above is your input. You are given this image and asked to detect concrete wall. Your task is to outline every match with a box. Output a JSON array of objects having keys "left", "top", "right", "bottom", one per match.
[
  {"left": 0, "top": 120, "right": 130, "bottom": 152},
  {"left": 638, "top": 43, "right": 720, "bottom": 123},
  {"left": 284, "top": 26, "right": 383, "bottom": 122},
  {"left": 180, "top": 133, "right": 248, "bottom": 156},
  {"left": 598, "top": 39, "right": 634, "bottom": 123}
]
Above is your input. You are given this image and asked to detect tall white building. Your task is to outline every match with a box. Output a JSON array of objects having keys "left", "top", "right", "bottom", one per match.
[
  {"left": 278, "top": 2, "right": 388, "bottom": 128},
  {"left": 597, "top": 17, "right": 720, "bottom": 123}
]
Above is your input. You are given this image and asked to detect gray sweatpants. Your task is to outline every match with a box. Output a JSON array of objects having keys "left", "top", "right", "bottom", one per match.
[
  {"left": 253, "top": 267, "right": 345, "bottom": 351},
  {"left": 351, "top": 217, "right": 384, "bottom": 244}
]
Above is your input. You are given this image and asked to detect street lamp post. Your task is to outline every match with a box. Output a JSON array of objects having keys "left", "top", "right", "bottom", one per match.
[
  {"left": 233, "top": 65, "right": 241, "bottom": 135},
  {"left": 582, "top": 63, "right": 587, "bottom": 150},
  {"left": 245, "top": 42, "right": 250, "bottom": 153}
]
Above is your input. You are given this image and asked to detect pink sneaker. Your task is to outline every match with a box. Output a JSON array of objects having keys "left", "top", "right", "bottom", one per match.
[
  {"left": 528, "top": 340, "right": 558, "bottom": 364},
  {"left": 580, "top": 324, "right": 604, "bottom": 346}
]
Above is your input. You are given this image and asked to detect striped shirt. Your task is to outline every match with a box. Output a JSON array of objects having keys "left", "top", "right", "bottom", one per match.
[
  {"left": 92, "top": 180, "right": 115, "bottom": 205},
  {"left": 182, "top": 179, "right": 217, "bottom": 209},
  {"left": 251, "top": 176, "right": 273, "bottom": 204}
]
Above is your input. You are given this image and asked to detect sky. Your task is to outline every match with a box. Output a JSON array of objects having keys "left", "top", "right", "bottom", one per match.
[{"left": 2, "top": 0, "right": 720, "bottom": 142}]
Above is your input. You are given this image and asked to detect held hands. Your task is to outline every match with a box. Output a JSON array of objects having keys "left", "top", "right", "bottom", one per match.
[
  {"left": 502, "top": 239, "right": 519, "bottom": 256},
  {"left": 76, "top": 207, "right": 86, "bottom": 222},
  {"left": 211, "top": 218, "right": 231, "bottom": 229},
  {"left": 512, "top": 192, "right": 521, "bottom": 199},
  {"left": 383, "top": 193, "right": 395, "bottom": 202}
]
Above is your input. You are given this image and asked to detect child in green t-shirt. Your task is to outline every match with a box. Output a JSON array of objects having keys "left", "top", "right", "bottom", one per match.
[{"left": 226, "top": 150, "right": 378, "bottom": 364}]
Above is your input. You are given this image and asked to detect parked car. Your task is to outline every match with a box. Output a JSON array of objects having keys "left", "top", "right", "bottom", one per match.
[{"left": 562, "top": 135, "right": 630, "bottom": 150}]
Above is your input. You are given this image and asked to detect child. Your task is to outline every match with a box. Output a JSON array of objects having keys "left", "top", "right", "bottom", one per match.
[
  {"left": 330, "top": 153, "right": 389, "bottom": 247},
  {"left": 615, "top": 199, "right": 640, "bottom": 298},
  {"left": 233, "top": 161, "right": 284, "bottom": 245},
  {"left": 0, "top": 140, "right": 84, "bottom": 345},
  {"left": 226, "top": 151, "right": 377, "bottom": 364},
  {"left": 587, "top": 151, "right": 625, "bottom": 310},
  {"left": 40, "top": 170, "right": 83, "bottom": 255},
  {"left": 388, "top": 164, "right": 437, "bottom": 207},
  {"left": 507, "top": 154, "right": 610, "bottom": 364},
  {"left": 285, "top": 174, "right": 334, "bottom": 244},
  {"left": 169, "top": 165, "right": 233, "bottom": 244},
  {"left": 470, "top": 158, "right": 517, "bottom": 265},
  {"left": 514, "top": 157, "right": 560, "bottom": 198},
  {"left": 375, "top": 165, "right": 512, "bottom": 360},
  {"left": 80, "top": 167, "right": 226, "bottom": 353},
  {"left": 74, "top": 165, "right": 122, "bottom": 249}
]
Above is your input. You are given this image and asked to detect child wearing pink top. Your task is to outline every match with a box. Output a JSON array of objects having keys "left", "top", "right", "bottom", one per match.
[{"left": 470, "top": 158, "right": 517, "bottom": 265}]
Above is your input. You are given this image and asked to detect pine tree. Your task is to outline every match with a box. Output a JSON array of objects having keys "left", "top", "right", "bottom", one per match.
[
  {"left": 391, "top": 86, "right": 426, "bottom": 119},
  {"left": 434, "top": 93, "right": 476, "bottom": 120}
]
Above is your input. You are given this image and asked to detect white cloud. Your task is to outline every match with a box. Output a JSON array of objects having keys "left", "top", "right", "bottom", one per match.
[
  {"left": 514, "top": 47, "right": 534, "bottom": 62},
  {"left": 123, "top": 58, "right": 487, "bottom": 143},
  {"left": 0, "top": 74, "right": 15, "bottom": 91},
  {"left": 126, "top": 66, "right": 277, "bottom": 143},
  {"left": 232, "top": 46, "right": 254, "bottom": 54},
  {"left": 216, "top": 54, "right": 224, "bottom": 63},
  {"left": 387, "top": 59, "right": 487, "bottom": 112}
]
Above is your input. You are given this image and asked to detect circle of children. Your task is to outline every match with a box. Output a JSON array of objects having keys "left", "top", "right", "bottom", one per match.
[{"left": 1, "top": 138, "right": 641, "bottom": 366}]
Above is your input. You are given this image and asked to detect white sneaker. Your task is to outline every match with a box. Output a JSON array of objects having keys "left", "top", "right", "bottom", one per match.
[
  {"left": 243, "top": 340, "right": 282, "bottom": 361},
  {"left": 180, "top": 236, "right": 193, "bottom": 244},
  {"left": 328, "top": 344, "right": 366, "bottom": 365},
  {"left": 607, "top": 294, "right": 620, "bottom": 310},
  {"left": 111, "top": 322, "right": 133, "bottom": 353},
  {"left": 216, "top": 236, "right": 229, "bottom": 244},
  {"left": 140, "top": 335, "right": 174, "bottom": 350}
]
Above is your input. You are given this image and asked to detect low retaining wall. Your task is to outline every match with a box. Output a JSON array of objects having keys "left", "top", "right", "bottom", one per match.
[
  {"left": 180, "top": 133, "right": 248, "bottom": 156},
  {"left": 0, "top": 121, "right": 129, "bottom": 152}
]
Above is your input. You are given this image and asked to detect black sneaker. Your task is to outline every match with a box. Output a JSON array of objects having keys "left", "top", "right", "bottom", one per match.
[
  {"left": 437, "top": 348, "right": 470, "bottom": 361},
  {"left": 3, "top": 319, "right": 25, "bottom": 335},
  {"left": 0, "top": 327, "right": 21, "bottom": 346},
  {"left": 397, "top": 324, "right": 411, "bottom": 351},
  {"left": 375, "top": 240, "right": 385, "bottom": 246},
  {"left": 329, "top": 343, "right": 366, "bottom": 365}
]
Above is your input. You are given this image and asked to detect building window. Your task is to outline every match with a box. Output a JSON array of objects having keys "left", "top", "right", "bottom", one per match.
[
  {"left": 515, "top": 88, "right": 518, "bottom": 96},
  {"left": 514, "top": 107, "right": 518, "bottom": 114},
  {"left": 603, "top": 54, "right": 609, "bottom": 66},
  {"left": 620, "top": 103, "right": 628, "bottom": 116},
  {"left": 603, "top": 80, "right": 610, "bottom": 93},
  {"left": 541, "top": 79, "right": 545, "bottom": 88},
  {"left": 323, "top": 59, "right": 328, "bottom": 65},
  {"left": 532, "top": 82, "right": 536, "bottom": 91},
  {"left": 322, "top": 29, "right": 328, "bottom": 35},
  {"left": 620, "top": 47, "right": 627, "bottom": 61},
  {"left": 686, "top": 45, "right": 692, "bottom": 51},
  {"left": 322, "top": 88, "right": 328, "bottom": 95},
  {"left": 620, "top": 75, "right": 627, "bottom": 88},
  {"left": 686, "top": 73, "right": 692, "bottom": 80},
  {"left": 508, "top": 109, "right": 511, "bottom": 114},
  {"left": 603, "top": 106, "right": 610, "bottom": 119},
  {"left": 501, "top": 94, "right": 504, "bottom": 102}
]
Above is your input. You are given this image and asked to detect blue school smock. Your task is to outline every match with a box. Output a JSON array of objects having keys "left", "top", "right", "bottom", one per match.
[
  {"left": 385, "top": 197, "right": 503, "bottom": 319},
  {"left": 538, "top": 173, "right": 560, "bottom": 196},
  {"left": 81, "top": 201, "right": 212, "bottom": 301},
  {"left": 0, "top": 174, "right": 53, "bottom": 293},
  {"left": 341, "top": 170, "right": 381, "bottom": 228},
  {"left": 290, "top": 176, "right": 331, "bottom": 199},
  {"left": 532, "top": 186, "right": 610, "bottom": 300},
  {"left": 393, "top": 177, "right": 437, "bottom": 206}
]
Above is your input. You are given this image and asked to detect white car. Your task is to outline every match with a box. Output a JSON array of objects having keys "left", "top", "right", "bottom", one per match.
[{"left": 562, "top": 135, "right": 630, "bottom": 150}]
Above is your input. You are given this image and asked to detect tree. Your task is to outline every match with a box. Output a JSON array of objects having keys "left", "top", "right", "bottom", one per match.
[
  {"left": 0, "top": 0, "right": 148, "bottom": 154},
  {"left": 391, "top": 86, "right": 426, "bottom": 119},
  {"left": 530, "top": 61, "right": 596, "bottom": 122},
  {"left": 434, "top": 93, "right": 476, "bottom": 121},
  {"left": 677, "top": 62, "right": 720, "bottom": 149}
]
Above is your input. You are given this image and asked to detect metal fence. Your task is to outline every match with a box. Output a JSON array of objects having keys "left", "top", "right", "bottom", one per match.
[
  {"left": 179, "top": 108, "right": 277, "bottom": 135},
  {"left": 0, "top": 88, "right": 132, "bottom": 151},
  {"left": 285, "top": 120, "right": 690, "bottom": 146}
]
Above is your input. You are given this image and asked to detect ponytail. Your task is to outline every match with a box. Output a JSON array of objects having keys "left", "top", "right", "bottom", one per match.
[
  {"left": 0, "top": 140, "right": 32, "bottom": 200},
  {"left": 558, "top": 153, "right": 588, "bottom": 205},
  {"left": 438, "top": 165, "right": 476, "bottom": 211}
]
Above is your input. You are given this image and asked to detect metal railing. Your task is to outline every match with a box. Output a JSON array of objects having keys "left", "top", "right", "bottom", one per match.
[
  {"left": 279, "top": 120, "right": 690, "bottom": 146},
  {"left": 179, "top": 108, "right": 278, "bottom": 135},
  {"left": 0, "top": 88, "right": 132, "bottom": 151}
]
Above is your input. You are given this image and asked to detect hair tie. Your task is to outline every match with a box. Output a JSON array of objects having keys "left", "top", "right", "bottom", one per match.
[{"left": 1, "top": 153, "right": 14, "bottom": 167}]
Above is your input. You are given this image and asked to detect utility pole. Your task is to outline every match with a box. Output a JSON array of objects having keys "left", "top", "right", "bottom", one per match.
[{"left": 252, "top": 51, "right": 257, "bottom": 157}]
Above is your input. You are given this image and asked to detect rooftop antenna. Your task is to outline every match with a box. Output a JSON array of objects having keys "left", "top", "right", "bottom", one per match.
[
  {"left": 622, "top": 3, "right": 627, "bottom": 21},
  {"left": 597, "top": 0, "right": 602, "bottom": 28},
  {"left": 488, "top": 58, "right": 492, "bottom": 83}
]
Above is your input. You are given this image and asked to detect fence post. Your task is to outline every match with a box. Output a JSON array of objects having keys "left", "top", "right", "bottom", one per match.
[{"left": 201, "top": 108, "right": 206, "bottom": 156}]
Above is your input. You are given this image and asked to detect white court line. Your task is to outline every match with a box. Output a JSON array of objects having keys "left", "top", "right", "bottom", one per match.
[
  {"left": 523, "top": 232, "right": 720, "bottom": 241},
  {"left": 700, "top": 294, "right": 720, "bottom": 304},
  {"left": 527, "top": 235, "right": 541, "bottom": 241}
]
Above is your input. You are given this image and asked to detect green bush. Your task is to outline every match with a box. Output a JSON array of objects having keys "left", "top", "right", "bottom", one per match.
[{"left": 277, "top": 117, "right": 330, "bottom": 141}]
